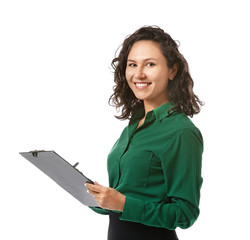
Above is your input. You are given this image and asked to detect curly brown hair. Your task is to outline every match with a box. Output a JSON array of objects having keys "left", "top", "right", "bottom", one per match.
[{"left": 109, "top": 26, "right": 203, "bottom": 120}]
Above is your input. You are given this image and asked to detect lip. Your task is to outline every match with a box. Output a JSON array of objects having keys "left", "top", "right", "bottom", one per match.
[{"left": 134, "top": 82, "right": 151, "bottom": 90}]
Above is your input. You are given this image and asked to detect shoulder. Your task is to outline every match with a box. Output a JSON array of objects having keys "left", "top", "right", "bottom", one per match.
[
  {"left": 159, "top": 112, "right": 203, "bottom": 143},
  {"left": 157, "top": 114, "right": 203, "bottom": 160},
  {"left": 160, "top": 112, "right": 198, "bottom": 131}
]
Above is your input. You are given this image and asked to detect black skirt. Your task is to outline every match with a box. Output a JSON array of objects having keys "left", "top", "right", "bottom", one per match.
[{"left": 108, "top": 211, "right": 179, "bottom": 240}]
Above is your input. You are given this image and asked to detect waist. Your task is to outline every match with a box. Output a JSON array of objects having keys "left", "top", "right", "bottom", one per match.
[{"left": 108, "top": 211, "right": 178, "bottom": 240}]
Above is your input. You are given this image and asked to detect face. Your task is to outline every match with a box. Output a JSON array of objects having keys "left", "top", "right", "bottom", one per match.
[{"left": 125, "top": 40, "right": 177, "bottom": 111}]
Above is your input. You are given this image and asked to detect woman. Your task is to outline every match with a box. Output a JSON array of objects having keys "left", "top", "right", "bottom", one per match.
[{"left": 86, "top": 26, "right": 203, "bottom": 240}]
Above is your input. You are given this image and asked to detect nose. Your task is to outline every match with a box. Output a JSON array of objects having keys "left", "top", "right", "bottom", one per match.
[{"left": 135, "top": 66, "right": 146, "bottom": 79}]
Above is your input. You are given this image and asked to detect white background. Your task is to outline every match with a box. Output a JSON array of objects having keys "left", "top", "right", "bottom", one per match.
[{"left": 1, "top": 0, "right": 249, "bottom": 239}]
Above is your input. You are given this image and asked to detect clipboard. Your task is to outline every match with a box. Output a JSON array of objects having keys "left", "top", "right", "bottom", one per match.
[{"left": 19, "top": 150, "right": 98, "bottom": 207}]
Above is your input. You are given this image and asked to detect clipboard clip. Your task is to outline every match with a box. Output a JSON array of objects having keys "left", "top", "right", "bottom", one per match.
[
  {"left": 30, "top": 150, "right": 45, "bottom": 157},
  {"left": 73, "top": 162, "right": 83, "bottom": 175},
  {"left": 73, "top": 162, "right": 79, "bottom": 168}
]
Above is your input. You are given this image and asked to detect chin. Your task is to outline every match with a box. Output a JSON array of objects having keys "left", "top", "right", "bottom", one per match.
[{"left": 135, "top": 95, "right": 147, "bottom": 101}]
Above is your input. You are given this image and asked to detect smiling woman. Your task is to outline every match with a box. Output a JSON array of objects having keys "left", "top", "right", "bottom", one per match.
[
  {"left": 86, "top": 26, "right": 204, "bottom": 240},
  {"left": 125, "top": 40, "right": 178, "bottom": 117},
  {"left": 110, "top": 26, "right": 203, "bottom": 120}
]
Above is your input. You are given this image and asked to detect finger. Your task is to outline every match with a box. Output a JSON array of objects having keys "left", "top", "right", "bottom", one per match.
[
  {"left": 85, "top": 182, "right": 93, "bottom": 188},
  {"left": 85, "top": 181, "right": 103, "bottom": 188},
  {"left": 88, "top": 189, "right": 100, "bottom": 196},
  {"left": 85, "top": 183, "right": 97, "bottom": 190},
  {"left": 86, "top": 183, "right": 103, "bottom": 193},
  {"left": 88, "top": 189, "right": 99, "bottom": 195},
  {"left": 94, "top": 181, "right": 102, "bottom": 186},
  {"left": 86, "top": 181, "right": 103, "bottom": 189}
]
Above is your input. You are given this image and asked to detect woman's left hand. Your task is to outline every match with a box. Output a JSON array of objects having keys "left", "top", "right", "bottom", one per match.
[{"left": 85, "top": 181, "right": 126, "bottom": 212}]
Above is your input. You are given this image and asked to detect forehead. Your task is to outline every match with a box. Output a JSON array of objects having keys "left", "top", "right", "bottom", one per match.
[{"left": 127, "top": 40, "right": 164, "bottom": 60}]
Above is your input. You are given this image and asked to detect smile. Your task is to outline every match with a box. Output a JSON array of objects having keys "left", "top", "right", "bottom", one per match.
[{"left": 134, "top": 82, "right": 151, "bottom": 89}]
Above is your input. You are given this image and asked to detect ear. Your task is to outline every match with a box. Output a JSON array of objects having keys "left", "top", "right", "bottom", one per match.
[{"left": 169, "top": 63, "right": 178, "bottom": 80}]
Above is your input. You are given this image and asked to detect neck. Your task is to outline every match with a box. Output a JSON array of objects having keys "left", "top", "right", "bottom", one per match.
[{"left": 143, "top": 99, "right": 169, "bottom": 115}]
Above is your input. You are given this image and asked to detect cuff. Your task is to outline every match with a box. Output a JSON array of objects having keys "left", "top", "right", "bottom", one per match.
[
  {"left": 120, "top": 195, "right": 143, "bottom": 222},
  {"left": 89, "top": 206, "right": 109, "bottom": 215}
]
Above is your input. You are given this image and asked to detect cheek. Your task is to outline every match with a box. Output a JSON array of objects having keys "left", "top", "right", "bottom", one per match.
[
  {"left": 155, "top": 70, "right": 170, "bottom": 86},
  {"left": 157, "top": 77, "right": 169, "bottom": 89},
  {"left": 125, "top": 72, "right": 129, "bottom": 81},
  {"left": 125, "top": 69, "right": 133, "bottom": 82}
]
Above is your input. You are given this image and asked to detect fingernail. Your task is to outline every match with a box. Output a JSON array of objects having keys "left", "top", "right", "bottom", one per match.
[
  {"left": 87, "top": 190, "right": 89, "bottom": 194},
  {"left": 84, "top": 183, "right": 86, "bottom": 187}
]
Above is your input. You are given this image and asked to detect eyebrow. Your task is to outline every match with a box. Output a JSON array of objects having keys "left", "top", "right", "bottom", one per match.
[{"left": 127, "top": 58, "right": 157, "bottom": 62}]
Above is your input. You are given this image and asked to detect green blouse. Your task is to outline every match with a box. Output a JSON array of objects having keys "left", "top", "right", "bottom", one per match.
[{"left": 90, "top": 102, "right": 203, "bottom": 230}]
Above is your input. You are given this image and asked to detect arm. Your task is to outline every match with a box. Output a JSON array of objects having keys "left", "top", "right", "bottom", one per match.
[{"left": 120, "top": 127, "right": 203, "bottom": 229}]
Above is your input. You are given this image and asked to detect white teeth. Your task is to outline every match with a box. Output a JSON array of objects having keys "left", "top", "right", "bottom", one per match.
[{"left": 136, "top": 83, "right": 149, "bottom": 87}]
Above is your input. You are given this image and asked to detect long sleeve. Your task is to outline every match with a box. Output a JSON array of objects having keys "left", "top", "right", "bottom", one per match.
[
  {"left": 120, "top": 127, "right": 203, "bottom": 230},
  {"left": 89, "top": 206, "right": 109, "bottom": 215}
]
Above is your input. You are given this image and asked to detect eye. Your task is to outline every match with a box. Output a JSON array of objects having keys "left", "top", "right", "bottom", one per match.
[
  {"left": 127, "top": 63, "right": 137, "bottom": 67},
  {"left": 146, "top": 62, "right": 155, "bottom": 67}
]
